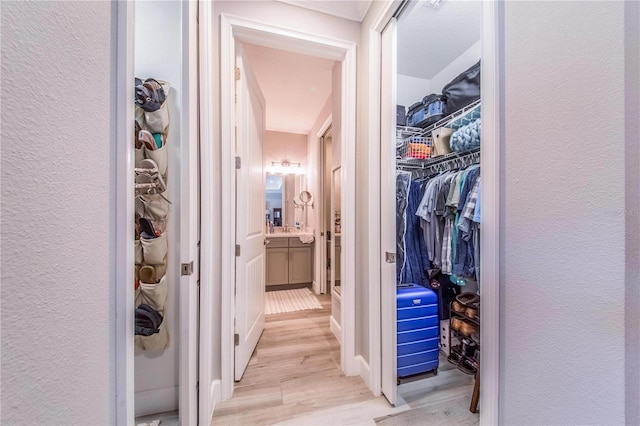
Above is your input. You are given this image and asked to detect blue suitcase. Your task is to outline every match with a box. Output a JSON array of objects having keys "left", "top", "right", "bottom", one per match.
[{"left": 397, "top": 283, "right": 440, "bottom": 378}]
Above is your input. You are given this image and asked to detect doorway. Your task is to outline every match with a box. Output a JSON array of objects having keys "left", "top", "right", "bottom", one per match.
[
  {"left": 198, "top": 14, "right": 359, "bottom": 416},
  {"left": 373, "top": 0, "right": 502, "bottom": 423}
]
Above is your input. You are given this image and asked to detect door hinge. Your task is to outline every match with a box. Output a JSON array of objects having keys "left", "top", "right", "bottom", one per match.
[
  {"left": 235, "top": 67, "right": 241, "bottom": 81},
  {"left": 234, "top": 333, "right": 240, "bottom": 346},
  {"left": 235, "top": 244, "right": 241, "bottom": 256},
  {"left": 181, "top": 261, "right": 194, "bottom": 276},
  {"left": 235, "top": 156, "right": 241, "bottom": 169}
]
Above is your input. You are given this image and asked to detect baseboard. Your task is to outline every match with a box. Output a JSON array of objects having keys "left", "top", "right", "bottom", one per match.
[
  {"left": 356, "top": 355, "right": 372, "bottom": 390},
  {"left": 212, "top": 379, "right": 222, "bottom": 403},
  {"left": 330, "top": 315, "right": 342, "bottom": 344},
  {"left": 207, "top": 379, "right": 222, "bottom": 423},
  {"left": 135, "top": 386, "right": 178, "bottom": 417}
]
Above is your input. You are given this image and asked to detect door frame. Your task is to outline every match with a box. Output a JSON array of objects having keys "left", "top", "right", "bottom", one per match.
[
  {"left": 213, "top": 14, "right": 359, "bottom": 403},
  {"left": 315, "top": 116, "right": 332, "bottom": 295},
  {"left": 115, "top": 1, "right": 199, "bottom": 424},
  {"left": 115, "top": 1, "right": 135, "bottom": 423},
  {"left": 369, "top": 0, "right": 503, "bottom": 423}
]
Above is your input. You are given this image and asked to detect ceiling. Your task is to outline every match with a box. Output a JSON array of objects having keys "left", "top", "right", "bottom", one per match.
[
  {"left": 275, "top": 0, "right": 373, "bottom": 22},
  {"left": 243, "top": 43, "right": 336, "bottom": 134},
  {"left": 242, "top": 1, "right": 480, "bottom": 134},
  {"left": 397, "top": 0, "right": 481, "bottom": 79}
]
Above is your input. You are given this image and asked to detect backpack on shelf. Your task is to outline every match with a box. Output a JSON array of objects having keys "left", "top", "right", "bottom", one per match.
[
  {"left": 406, "top": 94, "right": 445, "bottom": 128},
  {"left": 442, "top": 61, "right": 481, "bottom": 116}
]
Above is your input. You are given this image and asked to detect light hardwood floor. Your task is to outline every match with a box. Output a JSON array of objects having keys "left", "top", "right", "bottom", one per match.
[{"left": 211, "top": 294, "right": 479, "bottom": 426}]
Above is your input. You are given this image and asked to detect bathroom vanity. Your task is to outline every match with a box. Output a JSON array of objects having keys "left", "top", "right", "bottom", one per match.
[{"left": 265, "top": 234, "right": 314, "bottom": 288}]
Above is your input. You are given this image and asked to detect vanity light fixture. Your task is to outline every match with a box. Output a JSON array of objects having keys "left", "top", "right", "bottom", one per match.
[{"left": 269, "top": 160, "right": 304, "bottom": 175}]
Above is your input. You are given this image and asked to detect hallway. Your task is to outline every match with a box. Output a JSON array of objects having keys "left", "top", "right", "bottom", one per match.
[{"left": 211, "top": 295, "right": 478, "bottom": 425}]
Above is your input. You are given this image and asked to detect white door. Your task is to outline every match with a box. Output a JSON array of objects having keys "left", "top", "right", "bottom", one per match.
[
  {"left": 179, "top": 1, "right": 199, "bottom": 424},
  {"left": 380, "top": 17, "right": 398, "bottom": 406},
  {"left": 234, "top": 42, "right": 266, "bottom": 381}
]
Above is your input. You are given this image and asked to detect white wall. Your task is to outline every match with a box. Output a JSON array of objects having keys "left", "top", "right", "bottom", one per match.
[
  {"left": 397, "top": 75, "right": 431, "bottom": 109},
  {"left": 429, "top": 40, "right": 480, "bottom": 94},
  {"left": 265, "top": 130, "right": 308, "bottom": 170},
  {"left": 134, "top": 0, "right": 182, "bottom": 416},
  {"left": 1, "top": 1, "right": 115, "bottom": 424},
  {"left": 500, "top": 2, "right": 636, "bottom": 424},
  {"left": 397, "top": 40, "right": 480, "bottom": 109}
]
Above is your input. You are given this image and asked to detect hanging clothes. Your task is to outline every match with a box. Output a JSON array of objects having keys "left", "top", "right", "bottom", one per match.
[
  {"left": 413, "top": 165, "right": 481, "bottom": 283},
  {"left": 396, "top": 169, "right": 432, "bottom": 286},
  {"left": 396, "top": 171, "right": 411, "bottom": 284},
  {"left": 454, "top": 167, "right": 480, "bottom": 277}
]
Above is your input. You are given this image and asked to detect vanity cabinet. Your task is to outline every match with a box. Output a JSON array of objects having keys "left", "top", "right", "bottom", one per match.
[
  {"left": 266, "top": 237, "right": 313, "bottom": 287},
  {"left": 265, "top": 247, "right": 289, "bottom": 285}
]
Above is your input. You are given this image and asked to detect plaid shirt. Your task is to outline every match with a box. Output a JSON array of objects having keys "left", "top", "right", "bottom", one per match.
[{"left": 458, "top": 176, "right": 480, "bottom": 235}]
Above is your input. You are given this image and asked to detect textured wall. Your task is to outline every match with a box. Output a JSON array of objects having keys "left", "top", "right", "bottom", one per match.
[
  {"left": 501, "top": 2, "right": 628, "bottom": 424},
  {"left": 1, "top": 1, "right": 114, "bottom": 424}
]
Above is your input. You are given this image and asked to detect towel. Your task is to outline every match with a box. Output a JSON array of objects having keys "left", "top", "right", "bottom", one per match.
[{"left": 298, "top": 233, "right": 315, "bottom": 244}]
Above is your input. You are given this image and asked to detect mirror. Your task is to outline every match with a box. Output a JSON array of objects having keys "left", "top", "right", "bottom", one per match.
[
  {"left": 265, "top": 173, "right": 305, "bottom": 228},
  {"left": 331, "top": 166, "right": 341, "bottom": 291},
  {"left": 294, "top": 190, "right": 313, "bottom": 208}
]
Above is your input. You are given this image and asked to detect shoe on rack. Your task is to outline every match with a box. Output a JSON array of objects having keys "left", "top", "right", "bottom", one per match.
[
  {"left": 135, "top": 303, "right": 163, "bottom": 336},
  {"left": 457, "top": 356, "right": 478, "bottom": 375},
  {"left": 138, "top": 130, "right": 157, "bottom": 151},
  {"left": 152, "top": 133, "right": 164, "bottom": 149},
  {"left": 135, "top": 159, "right": 167, "bottom": 195},
  {"left": 135, "top": 78, "right": 166, "bottom": 112},
  {"left": 447, "top": 345, "right": 463, "bottom": 366},
  {"left": 139, "top": 265, "right": 156, "bottom": 284}
]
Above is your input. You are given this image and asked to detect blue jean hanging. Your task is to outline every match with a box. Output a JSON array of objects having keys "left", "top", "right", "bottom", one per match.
[{"left": 399, "top": 180, "right": 431, "bottom": 285}]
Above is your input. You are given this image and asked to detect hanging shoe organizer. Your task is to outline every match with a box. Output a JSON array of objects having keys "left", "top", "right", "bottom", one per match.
[{"left": 133, "top": 78, "right": 172, "bottom": 354}]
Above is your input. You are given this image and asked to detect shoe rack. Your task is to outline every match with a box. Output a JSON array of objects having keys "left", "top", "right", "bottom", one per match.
[
  {"left": 447, "top": 293, "right": 480, "bottom": 413},
  {"left": 133, "top": 78, "right": 172, "bottom": 354}
]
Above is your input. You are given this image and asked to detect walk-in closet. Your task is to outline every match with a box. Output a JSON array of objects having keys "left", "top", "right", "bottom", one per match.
[{"left": 383, "top": 1, "right": 483, "bottom": 420}]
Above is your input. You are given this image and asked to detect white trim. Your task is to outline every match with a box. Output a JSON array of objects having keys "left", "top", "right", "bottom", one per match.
[
  {"left": 198, "top": 0, "right": 220, "bottom": 424},
  {"left": 356, "top": 355, "right": 372, "bottom": 390},
  {"left": 179, "top": 2, "right": 199, "bottom": 425},
  {"left": 379, "top": 15, "right": 399, "bottom": 406},
  {"left": 370, "top": 0, "right": 501, "bottom": 415},
  {"left": 479, "top": 1, "right": 502, "bottom": 425},
  {"left": 275, "top": 0, "right": 372, "bottom": 23},
  {"left": 219, "top": 13, "right": 237, "bottom": 403},
  {"left": 330, "top": 315, "right": 342, "bottom": 344},
  {"left": 115, "top": 1, "right": 135, "bottom": 424},
  {"left": 339, "top": 44, "right": 358, "bottom": 377},
  {"left": 367, "top": 0, "right": 400, "bottom": 398},
  {"left": 216, "top": 15, "right": 359, "bottom": 403}
]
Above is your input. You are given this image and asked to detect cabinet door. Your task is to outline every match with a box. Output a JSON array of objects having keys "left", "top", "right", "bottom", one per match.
[
  {"left": 288, "top": 246, "right": 313, "bottom": 284},
  {"left": 266, "top": 248, "right": 289, "bottom": 286}
]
